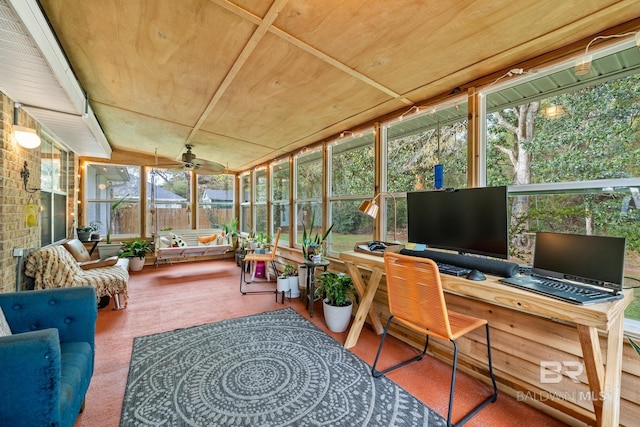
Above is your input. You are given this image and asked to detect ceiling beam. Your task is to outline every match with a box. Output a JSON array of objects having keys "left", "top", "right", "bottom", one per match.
[{"left": 185, "top": 0, "right": 291, "bottom": 145}]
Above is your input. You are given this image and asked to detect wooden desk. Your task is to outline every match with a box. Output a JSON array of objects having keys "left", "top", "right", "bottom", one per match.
[{"left": 339, "top": 250, "right": 632, "bottom": 427}]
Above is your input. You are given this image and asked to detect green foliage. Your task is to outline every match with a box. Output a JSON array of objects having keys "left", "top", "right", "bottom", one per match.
[
  {"left": 314, "top": 271, "right": 354, "bottom": 307},
  {"left": 120, "top": 238, "right": 152, "bottom": 259},
  {"left": 283, "top": 262, "right": 297, "bottom": 277},
  {"left": 302, "top": 211, "right": 334, "bottom": 259}
]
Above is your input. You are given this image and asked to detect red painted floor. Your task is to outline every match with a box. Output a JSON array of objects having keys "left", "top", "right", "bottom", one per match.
[{"left": 76, "top": 259, "right": 568, "bottom": 426}]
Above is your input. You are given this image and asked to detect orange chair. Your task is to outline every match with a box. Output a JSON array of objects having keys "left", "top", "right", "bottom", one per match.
[
  {"left": 239, "top": 228, "right": 281, "bottom": 297},
  {"left": 372, "top": 252, "right": 498, "bottom": 426}
]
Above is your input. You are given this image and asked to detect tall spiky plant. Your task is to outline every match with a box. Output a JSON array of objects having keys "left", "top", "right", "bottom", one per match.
[{"left": 302, "top": 211, "right": 334, "bottom": 259}]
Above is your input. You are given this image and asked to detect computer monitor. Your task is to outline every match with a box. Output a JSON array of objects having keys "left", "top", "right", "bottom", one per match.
[
  {"left": 533, "top": 232, "right": 626, "bottom": 290},
  {"left": 406, "top": 186, "right": 509, "bottom": 259}
]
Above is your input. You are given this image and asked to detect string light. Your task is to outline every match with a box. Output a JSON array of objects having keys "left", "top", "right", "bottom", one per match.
[{"left": 575, "top": 32, "right": 640, "bottom": 76}]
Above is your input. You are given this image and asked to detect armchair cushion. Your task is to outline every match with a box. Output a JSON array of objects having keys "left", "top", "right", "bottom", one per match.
[
  {"left": 0, "top": 287, "right": 96, "bottom": 427},
  {"left": 63, "top": 239, "right": 92, "bottom": 262}
]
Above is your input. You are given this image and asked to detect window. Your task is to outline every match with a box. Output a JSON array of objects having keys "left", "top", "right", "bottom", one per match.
[
  {"left": 40, "top": 136, "right": 68, "bottom": 246},
  {"left": 146, "top": 168, "right": 191, "bottom": 234},
  {"left": 239, "top": 173, "right": 251, "bottom": 233},
  {"left": 328, "top": 131, "right": 374, "bottom": 252},
  {"left": 271, "top": 159, "right": 290, "bottom": 243},
  {"left": 85, "top": 163, "right": 141, "bottom": 240},
  {"left": 196, "top": 174, "right": 234, "bottom": 229},
  {"left": 254, "top": 168, "right": 267, "bottom": 234},
  {"left": 384, "top": 99, "right": 468, "bottom": 243},
  {"left": 481, "top": 40, "right": 640, "bottom": 321},
  {"left": 295, "top": 148, "right": 323, "bottom": 247}
]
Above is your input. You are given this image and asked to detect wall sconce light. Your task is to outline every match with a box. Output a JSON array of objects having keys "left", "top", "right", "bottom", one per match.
[
  {"left": 358, "top": 192, "right": 398, "bottom": 242},
  {"left": 575, "top": 31, "right": 640, "bottom": 76},
  {"left": 13, "top": 103, "right": 41, "bottom": 149}
]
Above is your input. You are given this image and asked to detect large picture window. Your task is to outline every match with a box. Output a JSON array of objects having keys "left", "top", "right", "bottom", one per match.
[
  {"left": 482, "top": 40, "right": 640, "bottom": 322},
  {"left": 295, "top": 148, "right": 323, "bottom": 247},
  {"left": 271, "top": 159, "right": 290, "bottom": 243},
  {"left": 254, "top": 168, "right": 268, "bottom": 234},
  {"left": 196, "top": 174, "right": 234, "bottom": 229},
  {"left": 40, "top": 137, "right": 68, "bottom": 246},
  {"left": 85, "top": 163, "right": 141, "bottom": 240},
  {"left": 383, "top": 99, "right": 468, "bottom": 243},
  {"left": 328, "top": 131, "right": 374, "bottom": 252}
]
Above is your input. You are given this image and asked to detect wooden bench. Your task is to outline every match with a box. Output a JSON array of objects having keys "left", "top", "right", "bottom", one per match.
[{"left": 155, "top": 229, "right": 232, "bottom": 265}]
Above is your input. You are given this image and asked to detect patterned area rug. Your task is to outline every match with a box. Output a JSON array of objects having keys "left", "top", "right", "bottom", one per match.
[{"left": 120, "top": 308, "right": 445, "bottom": 426}]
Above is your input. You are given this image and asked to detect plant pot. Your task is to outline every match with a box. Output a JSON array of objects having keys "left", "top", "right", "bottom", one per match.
[
  {"left": 288, "top": 276, "right": 300, "bottom": 297},
  {"left": 277, "top": 276, "right": 290, "bottom": 293},
  {"left": 77, "top": 231, "right": 91, "bottom": 241},
  {"left": 322, "top": 299, "right": 353, "bottom": 333},
  {"left": 129, "top": 256, "right": 145, "bottom": 271},
  {"left": 98, "top": 243, "right": 122, "bottom": 258}
]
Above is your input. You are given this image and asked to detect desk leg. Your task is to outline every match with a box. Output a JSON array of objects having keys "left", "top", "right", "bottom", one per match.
[
  {"left": 343, "top": 261, "right": 384, "bottom": 349},
  {"left": 577, "top": 312, "right": 624, "bottom": 427}
]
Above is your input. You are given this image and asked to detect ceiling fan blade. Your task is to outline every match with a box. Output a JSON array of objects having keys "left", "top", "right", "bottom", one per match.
[{"left": 192, "top": 159, "right": 226, "bottom": 175}]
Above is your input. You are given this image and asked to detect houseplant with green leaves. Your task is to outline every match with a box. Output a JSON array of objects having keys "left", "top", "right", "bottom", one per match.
[
  {"left": 302, "top": 211, "right": 334, "bottom": 261},
  {"left": 314, "top": 271, "right": 355, "bottom": 332},
  {"left": 120, "top": 238, "right": 152, "bottom": 271}
]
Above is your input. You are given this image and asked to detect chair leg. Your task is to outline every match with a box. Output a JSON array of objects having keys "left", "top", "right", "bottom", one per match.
[
  {"left": 239, "top": 259, "right": 277, "bottom": 295},
  {"left": 447, "top": 324, "right": 499, "bottom": 427},
  {"left": 371, "top": 315, "right": 429, "bottom": 378}
]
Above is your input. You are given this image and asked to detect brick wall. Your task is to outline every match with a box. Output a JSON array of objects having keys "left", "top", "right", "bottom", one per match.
[{"left": 0, "top": 93, "right": 41, "bottom": 292}]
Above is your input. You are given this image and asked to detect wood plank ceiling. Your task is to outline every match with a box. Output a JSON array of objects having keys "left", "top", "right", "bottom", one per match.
[{"left": 38, "top": 0, "right": 640, "bottom": 172}]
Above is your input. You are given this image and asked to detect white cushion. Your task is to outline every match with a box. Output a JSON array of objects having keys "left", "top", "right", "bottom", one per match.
[
  {"left": 171, "top": 233, "right": 187, "bottom": 247},
  {"left": 159, "top": 236, "right": 171, "bottom": 248},
  {"left": 0, "top": 306, "right": 12, "bottom": 337}
]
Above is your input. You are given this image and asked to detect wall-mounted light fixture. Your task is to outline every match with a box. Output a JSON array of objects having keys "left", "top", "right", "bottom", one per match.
[
  {"left": 575, "top": 31, "right": 640, "bottom": 76},
  {"left": 13, "top": 103, "right": 41, "bottom": 149}
]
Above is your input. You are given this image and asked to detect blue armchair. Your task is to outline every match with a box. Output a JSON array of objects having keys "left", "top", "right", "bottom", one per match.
[{"left": 0, "top": 286, "right": 97, "bottom": 427}]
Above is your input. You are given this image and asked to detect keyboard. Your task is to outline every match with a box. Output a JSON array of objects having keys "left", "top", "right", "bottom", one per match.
[
  {"left": 436, "top": 262, "right": 471, "bottom": 277},
  {"left": 499, "top": 274, "right": 623, "bottom": 305}
]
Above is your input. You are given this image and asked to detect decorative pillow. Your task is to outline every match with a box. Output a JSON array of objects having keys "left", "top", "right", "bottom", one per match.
[
  {"left": 198, "top": 233, "right": 218, "bottom": 245},
  {"left": 0, "top": 307, "right": 12, "bottom": 337},
  {"left": 62, "top": 239, "right": 91, "bottom": 262},
  {"left": 171, "top": 233, "right": 187, "bottom": 247},
  {"left": 159, "top": 236, "right": 171, "bottom": 248},
  {"left": 79, "top": 256, "right": 119, "bottom": 270}
]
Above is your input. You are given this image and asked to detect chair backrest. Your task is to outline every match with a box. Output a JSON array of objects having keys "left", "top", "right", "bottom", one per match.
[
  {"left": 383, "top": 252, "right": 453, "bottom": 340},
  {"left": 267, "top": 227, "right": 282, "bottom": 260}
]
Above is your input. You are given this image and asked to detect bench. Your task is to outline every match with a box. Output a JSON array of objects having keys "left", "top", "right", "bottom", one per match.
[{"left": 155, "top": 229, "right": 232, "bottom": 265}]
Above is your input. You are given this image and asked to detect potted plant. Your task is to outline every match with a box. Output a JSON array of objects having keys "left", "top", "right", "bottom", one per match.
[
  {"left": 76, "top": 225, "right": 93, "bottom": 241},
  {"left": 120, "top": 238, "right": 152, "bottom": 271},
  {"left": 302, "top": 211, "right": 334, "bottom": 261},
  {"left": 283, "top": 262, "right": 299, "bottom": 298},
  {"left": 89, "top": 220, "right": 102, "bottom": 240},
  {"left": 314, "top": 271, "right": 355, "bottom": 333}
]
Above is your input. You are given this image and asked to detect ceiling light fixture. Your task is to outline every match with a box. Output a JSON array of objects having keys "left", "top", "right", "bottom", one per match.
[
  {"left": 575, "top": 31, "right": 640, "bottom": 76},
  {"left": 13, "top": 103, "right": 41, "bottom": 149}
]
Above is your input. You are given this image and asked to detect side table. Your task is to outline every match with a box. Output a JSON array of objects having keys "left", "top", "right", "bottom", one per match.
[
  {"left": 303, "top": 258, "right": 330, "bottom": 317},
  {"left": 80, "top": 238, "right": 102, "bottom": 256}
]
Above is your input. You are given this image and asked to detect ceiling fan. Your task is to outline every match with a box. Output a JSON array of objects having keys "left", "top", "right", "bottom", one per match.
[{"left": 157, "top": 144, "right": 226, "bottom": 175}]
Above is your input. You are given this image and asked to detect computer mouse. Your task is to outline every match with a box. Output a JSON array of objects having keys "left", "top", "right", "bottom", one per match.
[{"left": 466, "top": 269, "right": 486, "bottom": 281}]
